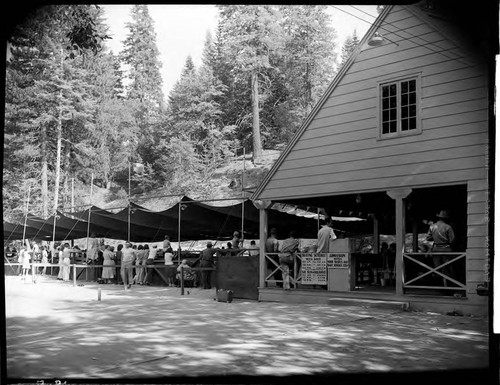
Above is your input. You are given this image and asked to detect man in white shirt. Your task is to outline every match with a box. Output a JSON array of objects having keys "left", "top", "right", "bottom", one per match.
[{"left": 317, "top": 219, "right": 336, "bottom": 253}]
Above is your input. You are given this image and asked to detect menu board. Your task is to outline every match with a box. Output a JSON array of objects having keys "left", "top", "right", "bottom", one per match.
[
  {"left": 301, "top": 253, "right": 327, "bottom": 285},
  {"left": 327, "top": 253, "right": 349, "bottom": 269}
]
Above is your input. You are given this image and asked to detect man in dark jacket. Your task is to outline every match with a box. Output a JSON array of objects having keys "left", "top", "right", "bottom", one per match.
[{"left": 200, "top": 242, "right": 216, "bottom": 289}]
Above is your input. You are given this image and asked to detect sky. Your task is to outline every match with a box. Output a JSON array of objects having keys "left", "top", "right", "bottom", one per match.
[{"left": 100, "top": 4, "right": 379, "bottom": 99}]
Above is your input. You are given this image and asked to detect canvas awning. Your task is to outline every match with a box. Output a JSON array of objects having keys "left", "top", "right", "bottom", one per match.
[{"left": 4, "top": 195, "right": 371, "bottom": 243}]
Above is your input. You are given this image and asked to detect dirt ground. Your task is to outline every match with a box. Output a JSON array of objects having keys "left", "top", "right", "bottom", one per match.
[{"left": 4, "top": 274, "right": 494, "bottom": 384}]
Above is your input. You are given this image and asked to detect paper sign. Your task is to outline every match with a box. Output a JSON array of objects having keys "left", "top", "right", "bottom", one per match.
[
  {"left": 327, "top": 253, "right": 349, "bottom": 269},
  {"left": 301, "top": 253, "right": 327, "bottom": 285}
]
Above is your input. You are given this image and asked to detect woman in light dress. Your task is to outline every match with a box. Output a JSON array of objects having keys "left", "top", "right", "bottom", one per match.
[
  {"left": 61, "top": 243, "right": 71, "bottom": 282},
  {"left": 21, "top": 248, "right": 31, "bottom": 280},
  {"left": 101, "top": 245, "right": 116, "bottom": 284},
  {"left": 57, "top": 246, "right": 64, "bottom": 280}
]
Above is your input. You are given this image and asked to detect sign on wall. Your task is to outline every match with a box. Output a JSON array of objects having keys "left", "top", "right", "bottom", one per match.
[
  {"left": 327, "top": 253, "right": 349, "bottom": 269},
  {"left": 301, "top": 253, "right": 327, "bottom": 285}
]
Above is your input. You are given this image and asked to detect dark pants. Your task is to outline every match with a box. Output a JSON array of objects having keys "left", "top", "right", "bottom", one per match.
[
  {"left": 144, "top": 259, "right": 155, "bottom": 284},
  {"left": 200, "top": 260, "right": 213, "bottom": 289}
]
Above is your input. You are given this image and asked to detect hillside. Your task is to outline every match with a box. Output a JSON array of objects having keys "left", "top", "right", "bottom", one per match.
[{"left": 95, "top": 150, "right": 282, "bottom": 212}]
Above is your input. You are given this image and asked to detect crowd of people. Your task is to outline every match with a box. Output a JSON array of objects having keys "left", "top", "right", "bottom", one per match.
[
  {"left": 4, "top": 209, "right": 459, "bottom": 292},
  {"left": 5, "top": 231, "right": 258, "bottom": 290}
]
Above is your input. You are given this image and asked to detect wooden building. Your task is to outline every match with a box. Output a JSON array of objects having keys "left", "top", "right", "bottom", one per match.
[{"left": 251, "top": 2, "right": 494, "bottom": 316}]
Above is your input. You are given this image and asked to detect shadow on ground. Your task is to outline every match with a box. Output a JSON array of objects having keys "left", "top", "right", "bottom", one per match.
[{"left": 5, "top": 276, "right": 490, "bottom": 381}]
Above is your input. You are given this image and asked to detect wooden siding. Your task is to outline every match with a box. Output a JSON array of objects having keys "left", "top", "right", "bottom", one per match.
[
  {"left": 258, "top": 5, "right": 488, "bottom": 201},
  {"left": 254, "top": 5, "right": 489, "bottom": 299}
]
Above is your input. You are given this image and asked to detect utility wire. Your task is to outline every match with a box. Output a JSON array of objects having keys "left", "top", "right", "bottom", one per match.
[
  {"left": 332, "top": 5, "right": 471, "bottom": 67},
  {"left": 349, "top": 5, "right": 468, "bottom": 64}
]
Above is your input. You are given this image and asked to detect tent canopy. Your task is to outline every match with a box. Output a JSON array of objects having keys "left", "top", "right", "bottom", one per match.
[{"left": 4, "top": 196, "right": 367, "bottom": 243}]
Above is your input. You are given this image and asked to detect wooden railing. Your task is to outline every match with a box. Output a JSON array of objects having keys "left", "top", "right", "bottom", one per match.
[
  {"left": 403, "top": 252, "right": 467, "bottom": 293},
  {"left": 264, "top": 252, "right": 304, "bottom": 288}
]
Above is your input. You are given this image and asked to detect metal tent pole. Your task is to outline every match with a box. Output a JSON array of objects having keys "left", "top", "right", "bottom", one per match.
[
  {"left": 128, "top": 161, "right": 131, "bottom": 243},
  {"left": 22, "top": 185, "right": 31, "bottom": 247},
  {"left": 177, "top": 201, "right": 182, "bottom": 264},
  {"left": 241, "top": 148, "right": 245, "bottom": 242},
  {"left": 86, "top": 173, "right": 93, "bottom": 281}
]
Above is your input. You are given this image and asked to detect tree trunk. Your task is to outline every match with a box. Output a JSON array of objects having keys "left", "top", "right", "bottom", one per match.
[
  {"left": 53, "top": 103, "right": 62, "bottom": 215},
  {"left": 53, "top": 47, "right": 63, "bottom": 215},
  {"left": 40, "top": 124, "right": 49, "bottom": 218},
  {"left": 251, "top": 71, "right": 262, "bottom": 163},
  {"left": 62, "top": 142, "right": 71, "bottom": 210}
]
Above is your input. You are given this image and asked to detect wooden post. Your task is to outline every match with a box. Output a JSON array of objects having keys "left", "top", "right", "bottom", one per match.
[
  {"left": 372, "top": 214, "right": 379, "bottom": 253},
  {"left": 259, "top": 209, "right": 268, "bottom": 288},
  {"left": 73, "top": 264, "right": 76, "bottom": 287},
  {"left": 253, "top": 200, "right": 272, "bottom": 288},
  {"left": 180, "top": 265, "right": 184, "bottom": 295},
  {"left": 387, "top": 188, "right": 412, "bottom": 295},
  {"left": 412, "top": 219, "right": 419, "bottom": 252}
]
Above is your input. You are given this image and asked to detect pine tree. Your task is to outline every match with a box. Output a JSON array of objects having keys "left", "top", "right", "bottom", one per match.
[
  {"left": 217, "top": 5, "right": 285, "bottom": 162},
  {"left": 5, "top": 4, "right": 107, "bottom": 219},
  {"left": 278, "top": 5, "right": 337, "bottom": 142},
  {"left": 121, "top": 5, "right": 164, "bottom": 111},
  {"left": 340, "top": 30, "right": 360, "bottom": 66}
]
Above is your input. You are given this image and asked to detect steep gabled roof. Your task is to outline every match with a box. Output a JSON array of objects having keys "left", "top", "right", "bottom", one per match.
[{"left": 251, "top": 6, "right": 393, "bottom": 201}]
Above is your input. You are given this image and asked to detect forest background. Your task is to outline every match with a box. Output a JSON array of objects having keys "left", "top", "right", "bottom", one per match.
[{"left": 3, "top": 4, "right": 377, "bottom": 223}]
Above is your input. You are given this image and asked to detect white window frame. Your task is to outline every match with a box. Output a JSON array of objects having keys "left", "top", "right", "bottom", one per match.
[{"left": 377, "top": 74, "right": 422, "bottom": 139}]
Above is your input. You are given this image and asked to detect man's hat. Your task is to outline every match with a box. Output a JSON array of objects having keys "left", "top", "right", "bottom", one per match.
[
  {"left": 207, "top": 241, "right": 213, "bottom": 247},
  {"left": 436, "top": 210, "right": 450, "bottom": 219}
]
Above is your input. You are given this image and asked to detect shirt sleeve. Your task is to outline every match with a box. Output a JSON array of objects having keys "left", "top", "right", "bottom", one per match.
[{"left": 447, "top": 226, "right": 456, "bottom": 245}]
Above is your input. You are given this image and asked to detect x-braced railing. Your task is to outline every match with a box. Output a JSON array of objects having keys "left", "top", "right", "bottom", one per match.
[{"left": 403, "top": 252, "right": 466, "bottom": 291}]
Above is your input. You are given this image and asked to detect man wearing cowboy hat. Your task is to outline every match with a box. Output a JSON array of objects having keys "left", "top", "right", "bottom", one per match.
[{"left": 426, "top": 210, "right": 456, "bottom": 286}]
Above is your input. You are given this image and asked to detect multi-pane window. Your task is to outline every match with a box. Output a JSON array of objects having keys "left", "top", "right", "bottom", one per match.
[{"left": 380, "top": 78, "right": 418, "bottom": 136}]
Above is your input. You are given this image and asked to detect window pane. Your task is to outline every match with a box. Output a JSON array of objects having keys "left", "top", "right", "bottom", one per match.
[
  {"left": 401, "top": 81, "right": 408, "bottom": 93},
  {"left": 390, "top": 84, "right": 396, "bottom": 95},
  {"left": 409, "top": 117, "right": 416, "bottom": 130},
  {"left": 383, "top": 110, "right": 389, "bottom": 122},
  {"left": 390, "top": 108, "right": 397, "bottom": 120},
  {"left": 409, "top": 93, "right": 416, "bottom": 104},
  {"left": 402, "top": 119, "right": 408, "bottom": 131},
  {"left": 401, "top": 106, "right": 408, "bottom": 118},
  {"left": 410, "top": 105, "right": 416, "bottom": 116},
  {"left": 402, "top": 94, "right": 408, "bottom": 106},
  {"left": 409, "top": 80, "right": 416, "bottom": 92},
  {"left": 382, "top": 98, "right": 389, "bottom": 109},
  {"left": 383, "top": 122, "right": 389, "bottom": 134},
  {"left": 390, "top": 121, "right": 397, "bottom": 133},
  {"left": 382, "top": 86, "right": 389, "bottom": 97},
  {"left": 390, "top": 96, "right": 397, "bottom": 108}
]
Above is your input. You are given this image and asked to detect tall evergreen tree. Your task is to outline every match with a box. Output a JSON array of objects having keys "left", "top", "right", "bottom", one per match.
[
  {"left": 278, "top": 5, "right": 337, "bottom": 140},
  {"left": 120, "top": 5, "right": 165, "bottom": 189},
  {"left": 121, "top": 5, "right": 164, "bottom": 111},
  {"left": 5, "top": 4, "right": 106, "bottom": 219},
  {"left": 217, "top": 5, "right": 285, "bottom": 162},
  {"left": 340, "top": 30, "right": 360, "bottom": 66}
]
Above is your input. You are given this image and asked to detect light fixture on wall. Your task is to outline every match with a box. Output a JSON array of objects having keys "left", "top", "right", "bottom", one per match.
[{"left": 368, "top": 32, "right": 385, "bottom": 46}]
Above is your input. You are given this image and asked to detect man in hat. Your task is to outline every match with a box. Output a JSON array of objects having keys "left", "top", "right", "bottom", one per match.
[
  {"left": 199, "top": 241, "right": 216, "bottom": 289},
  {"left": 426, "top": 210, "right": 456, "bottom": 286}
]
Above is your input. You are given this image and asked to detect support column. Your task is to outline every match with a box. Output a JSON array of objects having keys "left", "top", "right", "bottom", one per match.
[
  {"left": 370, "top": 214, "right": 379, "bottom": 253},
  {"left": 253, "top": 199, "right": 272, "bottom": 289},
  {"left": 259, "top": 208, "right": 268, "bottom": 288},
  {"left": 387, "top": 188, "right": 412, "bottom": 295}
]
